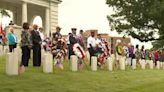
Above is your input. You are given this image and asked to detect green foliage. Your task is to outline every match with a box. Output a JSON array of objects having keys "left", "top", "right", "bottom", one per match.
[
  {"left": 57, "top": 0, "right": 62, "bottom": 2},
  {"left": 106, "top": 0, "right": 164, "bottom": 43},
  {"left": 0, "top": 9, "right": 10, "bottom": 17}
]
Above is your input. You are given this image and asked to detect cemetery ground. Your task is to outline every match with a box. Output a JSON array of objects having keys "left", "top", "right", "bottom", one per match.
[{"left": 0, "top": 55, "right": 164, "bottom": 92}]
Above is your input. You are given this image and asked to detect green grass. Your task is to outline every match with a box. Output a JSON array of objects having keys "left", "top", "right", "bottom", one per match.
[{"left": 1, "top": 55, "right": 164, "bottom": 92}]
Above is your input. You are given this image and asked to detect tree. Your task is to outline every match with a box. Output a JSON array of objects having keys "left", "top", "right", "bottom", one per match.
[
  {"left": 0, "top": 9, "right": 10, "bottom": 17},
  {"left": 151, "top": 1, "right": 164, "bottom": 48},
  {"left": 0, "top": 9, "right": 10, "bottom": 35},
  {"left": 106, "top": 0, "right": 164, "bottom": 44}
]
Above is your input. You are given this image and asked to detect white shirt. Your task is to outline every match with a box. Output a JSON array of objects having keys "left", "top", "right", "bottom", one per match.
[
  {"left": 38, "top": 31, "right": 44, "bottom": 41},
  {"left": 66, "top": 35, "right": 70, "bottom": 44},
  {"left": 96, "top": 38, "right": 103, "bottom": 48},
  {"left": 87, "top": 36, "right": 96, "bottom": 48}
]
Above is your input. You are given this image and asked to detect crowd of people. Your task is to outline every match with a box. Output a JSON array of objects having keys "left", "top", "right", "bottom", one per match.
[
  {"left": 1, "top": 22, "right": 164, "bottom": 74},
  {"left": 115, "top": 40, "right": 164, "bottom": 69}
]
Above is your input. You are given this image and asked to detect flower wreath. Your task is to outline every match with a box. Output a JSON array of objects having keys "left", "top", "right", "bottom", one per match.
[{"left": 73, "top": 43, "right": 85, "bottom": 59}]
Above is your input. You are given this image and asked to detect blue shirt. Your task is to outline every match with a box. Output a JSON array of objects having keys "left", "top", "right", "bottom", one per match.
[{"left": 7, "top": 32, "right": 17, "bottom": 45}]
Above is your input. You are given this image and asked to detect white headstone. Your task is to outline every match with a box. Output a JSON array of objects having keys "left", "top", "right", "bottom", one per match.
[
  {"left": 107, "top": 57, "right": 113, "bottom": 71},
  {"left": 156, "top": 61, "right": 160, "bottom": 69},
  {"left": 160, "top": 62, "right": 163, "bottom": 69},
  {"left": 6, "top": 53, "right": 19, "bottom": 75},
  {"left": 43, "top": 53, "right": 53, "bottom": 73},
  {"left": 145, "top": 60, "right": 149, "bottom": 65},
  {"left": 91, "top": 56, "right": 97, "bottom": 71},
  {"left": 126, "top": 57, "right": 132, "bottom": 66},
  {"left": 14, "top": 47, "right": 21, "bottom": 63},
  {"left": 162, "top": 62, "right": 164, "bottom": 70},
  {"left": 0, "top": 45, "right": 3, "bottom": 56},
  {"left": 4, "top": 46, "right": 9, "bottom": 53},
  {"left": 149, "top": 60, "right": 154, "bottom": 69},
  {"left": 141, "top": 59, "right": 146, "bottom": 70},
  {"left": 70, "top": 55, "right": 78, "bottom": 71},
  {"left": 120, "top": 57, "right": 125, "bottom": 70},
  {"left": 132, "top": 59, "right": 136, "bottom": 69},
  {"left": 86, "top": 51, "right": 90, "bottom": 61},
  {"left": 41, "top": 49, "right": 45, "bottom": 64}
]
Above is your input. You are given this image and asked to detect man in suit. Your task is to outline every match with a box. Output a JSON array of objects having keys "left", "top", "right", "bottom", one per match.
[{"left": 31, "top": 24, "right": 42, "bottom": 66}]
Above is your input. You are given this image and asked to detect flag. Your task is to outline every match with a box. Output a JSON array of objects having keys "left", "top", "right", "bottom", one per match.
[{"left": 0, "top": 23, "right": 4, "bottom": 35}]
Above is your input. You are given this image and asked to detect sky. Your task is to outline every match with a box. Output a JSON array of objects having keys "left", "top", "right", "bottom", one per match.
[
  {"left": 58, "top": 0, "right": 113, "bottom": 35},
  {"left": 58, "top": 0, "right": 153, "bottom": 49},
  {"left": 0, "top": 0, "right": 152, "bottom": 49}
]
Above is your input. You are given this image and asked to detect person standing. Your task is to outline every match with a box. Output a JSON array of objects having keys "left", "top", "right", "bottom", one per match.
[
  {"left": 51, "top": 26, "right": 62, "bottom": 59},
  {"left": 77, "top": 30, "right": 85, "bottom": 49},
  {"left": 96, "top": 34, "right": 103, "bottom": 54},
  {"left": 162, "top": 50, "right": 164, "bottom": 62},
  {"left": 38, "top": 28, "right": 45, "bottom": 41},
  {"left": 128, "top": 44, "right": 134, "bottom": 66},
  {"left": 87, "top": 31, "right": 97, "bottom": 65},
  {"left": 0, "top": 34, "right": 2, "bottom": 44},
  {"left": 31, "top": 24, "right": 42, "bottom": 67},
  {"left": 159, "top": 49, "right": 163, "bottom": 68},
  {"left": 67, "top": 28, "right": 78, "bottom": 60},
  {"left": 154, "top": 48, "right": 159, "bottom": 66},
  {"left": 52, "top": 26, "right": 62, "bottom": 40},
  {"left": 76, "top": 29, "right": 86, "bottom": 69},
  {"left": 140, "top": 45, "right": 146, "bottom": 60},
  {"left": 19, "top": 22, "right": 32, "bottom": 73},
  {"left": 115, "top": 39, "right": 124, "bottom": 69},
  {"left": 51, "top": 26, "right": 66, "bottom": 69},
  {"left": 38, "top": 28, "right": 45, "bottom": 49},
  {"left": 7, "top": 28, "right": 17, "bottom": 52},
  {"left": 134, "top": 44, "right": 141, "bottom": 65}
]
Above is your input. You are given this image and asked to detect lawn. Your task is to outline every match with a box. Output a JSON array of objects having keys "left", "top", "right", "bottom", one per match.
[{"left": 0, "top": 55, "right": 164, "bottom": 92}]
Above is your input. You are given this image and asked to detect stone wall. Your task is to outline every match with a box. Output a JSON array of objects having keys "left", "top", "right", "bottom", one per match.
[
  {"left": 0, "top": 0, "right": 60, "bottom": 37},
  {"left": 50, "top": 2, "right": 59, "bottom": 33}
]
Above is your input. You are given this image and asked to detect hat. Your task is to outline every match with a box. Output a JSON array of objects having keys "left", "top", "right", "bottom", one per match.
[
  {"left": 116, "top": 39, "right": 121, "bottom": 43},
  {"left": 80, "top": 30, "right": 83, "bottom": 32},
  {"left": 91, "top": 30, "right": 95, "bottom": 33},
  {"left": 56, "top": 26, "right": 61, "bottom": 30},
  {"left": 71, "top": 28, "right": 77, "bottom": 31}
]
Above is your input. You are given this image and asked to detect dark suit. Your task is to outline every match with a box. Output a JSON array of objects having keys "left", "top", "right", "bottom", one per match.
[
  {"left": 68, "top": 34, "right": 77, "bottom": 59},
  {"left": 31, "top": 30, "right": 42, "bottom": 66}
]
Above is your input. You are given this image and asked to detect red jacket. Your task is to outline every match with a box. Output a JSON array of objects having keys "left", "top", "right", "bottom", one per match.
[
  {"left": 162, "top": 51, "right": 164, "bottom": 60},
  {"left": 154, "top": 51, "right": 159, "bottom": 60}
]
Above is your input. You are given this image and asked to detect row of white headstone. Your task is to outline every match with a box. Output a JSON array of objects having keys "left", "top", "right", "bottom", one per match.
[
  {"left": 5, "top": 48, "right": 53, "bottom": 75},
  {"left": 66, "top": 55, "right": 164, "bottom": 71},
  {"left": 5, "top": 48, "right": 164, "bottom": 76}
]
